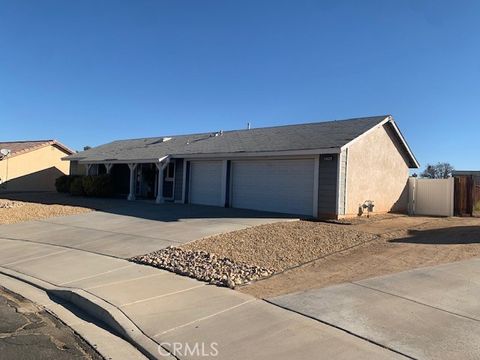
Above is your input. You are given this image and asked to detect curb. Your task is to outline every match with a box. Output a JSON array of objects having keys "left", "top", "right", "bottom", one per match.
[{"left": 0, "top": 267, "right": 176, "bottom": 360}]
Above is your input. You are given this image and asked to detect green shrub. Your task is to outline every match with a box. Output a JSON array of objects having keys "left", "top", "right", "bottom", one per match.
[
  {"left": 55, "top": 175, "right": 82, "bottom": 193},
  {"left": 81, "top": 176, "right": 95, "bottom": 196},
  {"left": 55, "top": 175, "right": 70, "bottom": 193},
  {"left": 82, "top": 174, "right": 114, "bottom": 197},
  {"left": 69, "top": 177, "right": 85, "bottom": 196}
]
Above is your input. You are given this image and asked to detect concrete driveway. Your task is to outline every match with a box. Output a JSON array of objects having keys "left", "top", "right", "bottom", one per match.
[
  {"left": 271, "top": 257, "right": 480, "bottom": 360},
  {"left": 0, "top": 200, "right": 404, "bottom": 359},
  {"left": 0, "top": 201, "right": 292, "bottom": 258}
]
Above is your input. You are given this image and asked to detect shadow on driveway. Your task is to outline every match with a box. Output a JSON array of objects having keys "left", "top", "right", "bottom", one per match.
[{"left": 0, "top": 191, "right": 299, "bottom": 223}]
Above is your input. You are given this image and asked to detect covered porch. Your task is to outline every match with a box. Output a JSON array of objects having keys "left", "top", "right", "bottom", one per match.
[{"left": 82, "top": 157, "right": 183, "bottom": 204}]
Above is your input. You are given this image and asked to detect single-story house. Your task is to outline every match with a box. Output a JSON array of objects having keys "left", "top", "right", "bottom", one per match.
[
  {"left": 0, "top": 140, "right": 74, "bottom": 192},
  {"left": 65, "top": 115, "right": 419, "bottom": 218}
]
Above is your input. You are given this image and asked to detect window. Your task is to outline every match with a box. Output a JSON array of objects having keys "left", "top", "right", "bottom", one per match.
[{"left": 165, "top": 162, "right": 175, "bottom": 180}]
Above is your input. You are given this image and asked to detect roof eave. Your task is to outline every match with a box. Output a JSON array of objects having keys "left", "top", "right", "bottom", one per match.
[
  {"left": 340, "top": 115, "right": 419, "bottom": 169},
  {"left": 68, "top": 148, "right": 342, "bottom": 163},
  {"left": 4, "top": 140, "right": 75, "bottom": 159},
  {"left": 388, "top": 119, "right": 420, "bottom": 168}
]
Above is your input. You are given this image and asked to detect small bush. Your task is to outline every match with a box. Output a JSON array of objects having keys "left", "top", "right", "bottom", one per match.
[
  {"left": 82, "top": 174, "right": 114, "bottom": 197},
  {"left": 55, "top": 175, "right": 81, "bottom": 193},
  {"left": 55, "top": 175, "right": 70, "bottom": 193},
  {"left": 69, "top": 177, "right": 85, "bottom": 196}
]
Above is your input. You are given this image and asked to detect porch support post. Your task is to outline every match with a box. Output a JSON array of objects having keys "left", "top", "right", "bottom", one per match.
[
  {"left": 85, "top": 164, "right": 92, "bottom": 176},
  {"left": 127, "top": 163, "right": 137, "bottom": 201},
  {"left": 155, "top": 158, "right": 171, "bottom": 204},
  {"left": 154, "top": 162, "right": 166, "bottom": 203},
  {"left": 105, "top": 163, "right": 113, "bottom": 174},
  {"left": 312, "top": 155, "right": 320, "bottom": 218}
]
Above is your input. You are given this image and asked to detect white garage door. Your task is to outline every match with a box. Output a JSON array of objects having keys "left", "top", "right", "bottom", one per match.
[
  {"left": 231, "top": 159, "right": 315, "bottom": 216},
  {"left": 189, "top": 161, "right": 223, "bottom": 206}
]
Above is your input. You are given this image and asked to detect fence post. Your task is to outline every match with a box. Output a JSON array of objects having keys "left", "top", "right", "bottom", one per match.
[
  {"left": 448, "top": 177, "right": 454, "bottom": 216},
  {"left": 411, "top": 177, "right": 417, "bottom": 215}
]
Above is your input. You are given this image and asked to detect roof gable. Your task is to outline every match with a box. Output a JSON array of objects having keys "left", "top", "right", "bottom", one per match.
[{"left": 0, "top": 140, "right": 74, "bottom": 158}]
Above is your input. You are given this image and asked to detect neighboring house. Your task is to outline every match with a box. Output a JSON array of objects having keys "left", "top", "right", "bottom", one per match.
[
  {"left": 65, "top": 115, "right": 419, "bottom": 218},
  {"left": 0, "top": 140, "right": 74, "bottom": 192}
]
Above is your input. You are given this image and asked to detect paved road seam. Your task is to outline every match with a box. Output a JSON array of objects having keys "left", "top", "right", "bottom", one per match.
[
  {"left": 265, "top": 299, "right": 416, "bottom": 360},
  {"left": 351, "top": 281, "right": 480, "bottom": 323}
]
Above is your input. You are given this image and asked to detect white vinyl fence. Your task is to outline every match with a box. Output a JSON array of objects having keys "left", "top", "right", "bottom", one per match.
[{"left": 408, "top": 177, "right": 454, "bottom": 217}]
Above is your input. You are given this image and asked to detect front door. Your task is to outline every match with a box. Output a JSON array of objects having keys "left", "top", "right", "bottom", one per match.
[
  {"left": 163, "top": 162, "right": 175, "bottom": 200},
  {"left": 136, "top": 164, "right": 157, "bottom": 199}
]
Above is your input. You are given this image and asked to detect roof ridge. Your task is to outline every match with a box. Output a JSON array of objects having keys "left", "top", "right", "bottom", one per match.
[
  {"left": 0, "top": 140, "right": 74, "bottom": 157},
  {"left": 0, "top": 140, "right": 54, "bottom": 144},
  {"left": 107, "top": 115, "right": 390, "bottom": 143}
]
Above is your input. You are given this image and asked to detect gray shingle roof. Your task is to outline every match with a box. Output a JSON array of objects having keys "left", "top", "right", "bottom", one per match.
[{"left": 66, "top": 115, "right": 390, "bottom": 162}]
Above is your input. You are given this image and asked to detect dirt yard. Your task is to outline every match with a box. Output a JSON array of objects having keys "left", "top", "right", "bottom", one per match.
[
  {"left": 240, "top": 216, "right": 480, "bottom": 298},
  {"left": 183, "top": 214, "right": 480, "bottom": 299},
  {"left": 0, "top": 196, "right": 92, "bottom": 225}
]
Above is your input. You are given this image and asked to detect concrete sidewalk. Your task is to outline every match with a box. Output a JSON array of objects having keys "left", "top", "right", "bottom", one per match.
[
  {"left": 272, "top": 258, "right": 480, "bottom": 360},
  {"left": 0, "top": 236, "right": 404, "bottom": 359}
]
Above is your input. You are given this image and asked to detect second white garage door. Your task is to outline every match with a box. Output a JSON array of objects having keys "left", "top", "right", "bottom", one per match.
[
  {"left": 189, "top": 161, "right": 223, "bottom": 206},
  {"left": 231, "top": 159, "right": 315, "bottom": 216}
]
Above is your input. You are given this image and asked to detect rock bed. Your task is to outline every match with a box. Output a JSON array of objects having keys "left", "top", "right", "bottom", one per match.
[
  {"left": 131, "top": 247, "right": 275, "bottom": 288},
  {"left": 181, "top": 220, "right": 379, "bottom": 272},
  {"left": 0, "top": 198, "right": 92, "bottom": 225}
]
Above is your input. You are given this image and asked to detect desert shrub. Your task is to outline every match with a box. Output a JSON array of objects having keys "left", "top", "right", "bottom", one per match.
[
  {"left": 82, "top": 174, "right": 114, "bottom": 197},
  {"left": 55, "top": 175, "right": 70, "bottom": 193},
  {"left": 69, "top": 177, "right": 85, "bottom": 196},
  {"left": 55, "top": 175, "right": 82, "bottom": 193},
  {"left": 81, "top": 176, "right": 95, "bottom": 196}
]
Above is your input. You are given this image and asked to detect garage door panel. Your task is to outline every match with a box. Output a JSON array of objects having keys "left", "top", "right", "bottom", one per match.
[
  {"left": 231, "top": 159, "right": 314, "bottom": 216},
  {"left": 189, "top": 161, "right": 223, "bottom": 206}
]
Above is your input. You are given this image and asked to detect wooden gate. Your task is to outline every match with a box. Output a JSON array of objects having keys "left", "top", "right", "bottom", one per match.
[
  {"left": 474, "top": 176, "right": 480, "bottom": 217},
  {"left": 454, "top": 175, "right": 480, "bottom": 217}
]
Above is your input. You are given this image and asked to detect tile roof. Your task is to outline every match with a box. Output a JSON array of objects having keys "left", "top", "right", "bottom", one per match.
[{"left": 0, "top": 140, "right": 74, "bottom": 158}]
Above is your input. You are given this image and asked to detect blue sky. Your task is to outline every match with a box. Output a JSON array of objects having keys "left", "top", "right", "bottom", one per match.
[{"left": 1, "top": 0, "right": 479, "bottom": 170}]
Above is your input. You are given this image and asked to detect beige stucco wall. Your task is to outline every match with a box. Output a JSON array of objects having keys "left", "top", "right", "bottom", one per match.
[
  {"left": 0, "top": 145, "right": 70, "bottom": 192},
  {"left": 345, "top": 123, "right": 410, "bottom": 216}
]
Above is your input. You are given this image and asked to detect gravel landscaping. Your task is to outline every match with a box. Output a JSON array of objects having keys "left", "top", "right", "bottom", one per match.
[
  {"left": 131, "top": 247, "right": 275, "bottom": 288},
  {"left": 0, "top": 200, "right": 24, "bottom": 209},
  {"left": 131, "top": 220, "right": 380, "bottom": 288},
  {"left": 0, "top": 198, "right": 92, "bottom": 225},
  {"left": 181, "top": 220, "right": 379, "bottom": 272}
]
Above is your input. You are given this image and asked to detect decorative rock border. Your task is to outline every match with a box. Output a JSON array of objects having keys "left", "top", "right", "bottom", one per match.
[{"left": 131, "top": 247, "right": 275, "bottom": 288}]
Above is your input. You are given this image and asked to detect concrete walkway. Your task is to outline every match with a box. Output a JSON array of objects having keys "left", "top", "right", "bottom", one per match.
[
  {"left": 0, "top": 210, "right": 404, "bottom": 359},
  {"left": 271, "top": 258, "right": 480, "bottom": 360}
]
